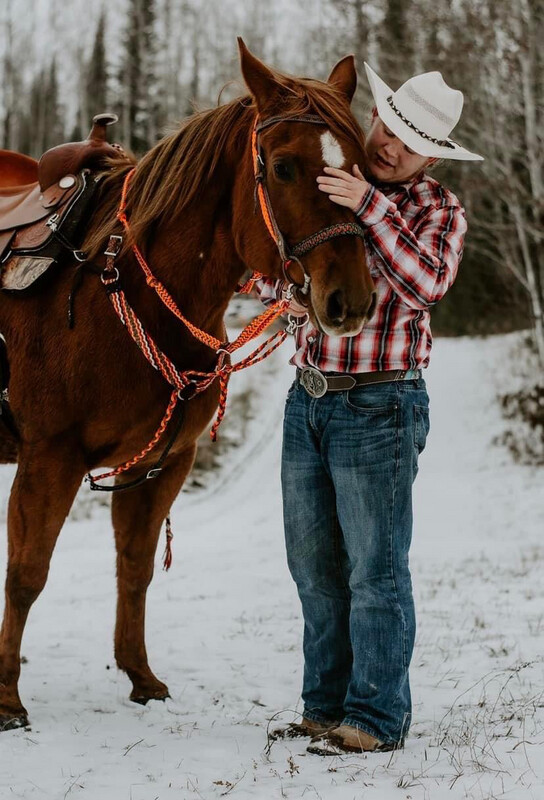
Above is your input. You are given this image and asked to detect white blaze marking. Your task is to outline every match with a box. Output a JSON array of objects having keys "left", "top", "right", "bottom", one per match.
[{"left": 320, "top": 131, "right": 345, "bottom": 169}]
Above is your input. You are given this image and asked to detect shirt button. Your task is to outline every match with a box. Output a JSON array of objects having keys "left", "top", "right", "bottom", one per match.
[{"left": 308, "top": 336, "right": 315, "bottom": 344}]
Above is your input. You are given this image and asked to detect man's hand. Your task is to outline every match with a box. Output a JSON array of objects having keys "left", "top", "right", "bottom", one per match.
[{"left": 316, "top": 164, "right": 369, "bottom": 211}]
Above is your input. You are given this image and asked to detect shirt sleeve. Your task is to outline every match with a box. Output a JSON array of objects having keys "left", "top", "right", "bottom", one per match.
[
  {"left": 356, "top": 184, "right": 467, "bottom": 310},
  {"left": 252, "top": 276, "right": 286, "bottom": 307}
]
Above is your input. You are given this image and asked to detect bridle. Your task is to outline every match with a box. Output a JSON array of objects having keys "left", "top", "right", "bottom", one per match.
[{"left": 251, "top": 113, "right": 366, "bottom": 300}]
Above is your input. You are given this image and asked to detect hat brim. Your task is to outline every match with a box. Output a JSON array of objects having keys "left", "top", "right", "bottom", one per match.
[{"left": 364, "top": 63, "right": 484, "bottom": 162}]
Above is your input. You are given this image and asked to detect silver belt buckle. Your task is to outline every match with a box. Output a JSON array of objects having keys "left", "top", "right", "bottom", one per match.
[{"left": 300, "top": 367, "right": 328, "bottom": 398}]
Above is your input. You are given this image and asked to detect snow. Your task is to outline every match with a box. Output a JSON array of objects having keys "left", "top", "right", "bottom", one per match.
[{"left": 1, "top": 331, "right": 543, "bottom": 800}]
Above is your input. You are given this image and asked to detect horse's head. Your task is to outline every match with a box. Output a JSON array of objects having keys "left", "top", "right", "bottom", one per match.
[{"left": 234, "top": 39, "right": 376, "bottom": 337}]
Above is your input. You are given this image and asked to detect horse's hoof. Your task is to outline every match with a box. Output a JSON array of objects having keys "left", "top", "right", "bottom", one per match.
[
  {"left": 130, "top": 689, "right": 170, "bottom": 706},
  {"left": 0, "top": 713, "right": 29, "bottom": 732}
]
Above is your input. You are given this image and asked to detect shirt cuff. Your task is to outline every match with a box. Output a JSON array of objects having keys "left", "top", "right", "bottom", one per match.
[{"left": 355, "top": 185, "right": 396, "bottom": 226}]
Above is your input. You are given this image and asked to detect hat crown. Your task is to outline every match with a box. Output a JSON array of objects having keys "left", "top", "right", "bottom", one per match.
[{"left": 392, "top": 72, "right": 464, "bottom": 140}]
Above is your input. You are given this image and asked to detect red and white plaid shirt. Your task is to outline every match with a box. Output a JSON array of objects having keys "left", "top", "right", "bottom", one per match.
[{"left": 254, "top": 173, "right": 467, "bottom": 372}]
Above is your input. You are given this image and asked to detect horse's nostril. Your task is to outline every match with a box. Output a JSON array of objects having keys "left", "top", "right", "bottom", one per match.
[
  {"left": 366, "top": 291, "right": 377, "bottom": 321},
  {"left": 327, "top": 289, "right": 345, "bottom": 322}
]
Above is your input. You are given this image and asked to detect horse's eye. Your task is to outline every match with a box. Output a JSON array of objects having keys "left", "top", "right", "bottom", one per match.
[{"left": 273, "top": 161, "right": 295, "bottom": 182}]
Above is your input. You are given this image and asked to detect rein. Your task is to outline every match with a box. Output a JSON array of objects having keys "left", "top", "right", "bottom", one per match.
[{"left": 86, "top": 111, "right": 367, "bottom": 565}]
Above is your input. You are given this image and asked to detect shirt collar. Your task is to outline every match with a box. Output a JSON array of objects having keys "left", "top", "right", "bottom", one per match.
[{"left": 369, "top": 170, "right": 426, "bottom": 195}]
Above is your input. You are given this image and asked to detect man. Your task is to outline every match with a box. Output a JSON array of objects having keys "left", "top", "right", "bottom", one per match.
[{"left": 257, "top": 64, "right": 483, "bottom": 756}]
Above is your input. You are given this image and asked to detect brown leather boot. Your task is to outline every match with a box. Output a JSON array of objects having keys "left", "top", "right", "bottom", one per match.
[
  {"left": 270, "top": 716, "right": 338, "bottom": 740},
  {"left": 307, "top": 724, "right": 400, "bottom": 755}
]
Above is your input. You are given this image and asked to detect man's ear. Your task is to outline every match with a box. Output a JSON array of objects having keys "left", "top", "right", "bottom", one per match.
[
  {"left": 327, "top": 55, "right": 357, "bottom": 104},
  {"left": 238, "top": 37, "right": 285, "bottom": 115}
]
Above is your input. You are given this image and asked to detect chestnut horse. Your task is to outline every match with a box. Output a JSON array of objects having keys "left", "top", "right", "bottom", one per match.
[{"left": 0, "top": 40, "right": 375, "bottom": 730}]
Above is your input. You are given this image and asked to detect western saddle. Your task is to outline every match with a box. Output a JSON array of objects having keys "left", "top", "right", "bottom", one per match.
[{"left": 0, "top": 114, "right": 124, "bottom": 290}]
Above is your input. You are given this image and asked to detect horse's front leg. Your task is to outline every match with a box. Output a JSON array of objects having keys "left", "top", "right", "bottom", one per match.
[
  {"left": 0, "top": 442, "right": 84, "bottom": 731},
  {"left": 112, "top": 444, "right": 196, "bottom": 705}
]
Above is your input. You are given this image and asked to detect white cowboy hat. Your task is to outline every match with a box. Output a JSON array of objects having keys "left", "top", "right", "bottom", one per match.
[{"left": 364, "top": 63, "right": 483, "bottom": 161}]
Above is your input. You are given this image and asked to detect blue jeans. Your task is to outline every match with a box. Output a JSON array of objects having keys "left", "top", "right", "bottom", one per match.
[{"left": 281, "top": 376, "right": 430, "bottom": 746}]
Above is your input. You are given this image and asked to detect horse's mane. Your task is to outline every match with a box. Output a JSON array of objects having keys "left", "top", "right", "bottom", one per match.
[{"left": 84, "top": 68, "right": 366, "bottom": 260}]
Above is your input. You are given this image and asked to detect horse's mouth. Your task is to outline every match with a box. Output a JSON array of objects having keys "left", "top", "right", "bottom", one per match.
[
  {"left": 310, "top": 288, "right": 376, "bottom": 337},
  {"left": 313, "top": 310, "right": 368, "bottom": 338},
  {"left": 324, "top": 320, "right": 367, "bottom": 338}
]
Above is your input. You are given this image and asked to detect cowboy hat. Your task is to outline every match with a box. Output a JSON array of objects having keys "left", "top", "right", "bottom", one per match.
[{"left": 364, "top": 63, "right": 483, "bottom": 161}]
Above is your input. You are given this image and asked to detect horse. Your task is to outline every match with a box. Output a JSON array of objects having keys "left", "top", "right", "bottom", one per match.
[{"left": 0, "top": 39, "right": 375, "bottom": 731}]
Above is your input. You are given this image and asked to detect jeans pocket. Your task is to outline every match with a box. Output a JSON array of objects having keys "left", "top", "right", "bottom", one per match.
[
  {"left": 344, "top": 385, "right": 398, "bottom": 415},
  {"left": 413, "top": 404, "right": 430, "bottom": 453}
]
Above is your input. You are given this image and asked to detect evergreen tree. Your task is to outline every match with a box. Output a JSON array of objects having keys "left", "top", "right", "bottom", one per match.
[
  {"left": 86, "top": 11, "right": 108, "bottom": 121},
  {"left": 44, "top": 58, "right": 63, "bottom": 150},
  {"left": 28, "top": 69, "right": 46, "bottom": 156},
  {"left": 120, "top": 0, "right": 161, "bottom": 154},
  {"left": 17, "top": 58, "right": 63, "bottom": 156},
  {"left": 377, "top": 0, "right": 415, "bottom": 86},
  {"left": 1, "top": 0, "right": 14, "bottom": 149}
]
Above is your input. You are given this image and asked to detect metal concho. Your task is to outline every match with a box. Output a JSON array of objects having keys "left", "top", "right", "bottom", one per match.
[{"left": 300, "top": 367, "right": 328, "bottom": 398}]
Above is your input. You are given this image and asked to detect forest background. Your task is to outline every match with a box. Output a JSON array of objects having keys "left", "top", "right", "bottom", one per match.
[{"left": 0, "top": 0, "right": 542, "bottom": 354}]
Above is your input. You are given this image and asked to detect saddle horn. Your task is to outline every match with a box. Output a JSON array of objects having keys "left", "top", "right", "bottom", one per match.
[
  {"left": 88, "top": 113, "right": 119, "bottom": 142},
  {"left": 38, "top": 112, "right": 123, "bottom": 192}
]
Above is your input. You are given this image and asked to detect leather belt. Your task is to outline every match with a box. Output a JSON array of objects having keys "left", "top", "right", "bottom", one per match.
[{"left": 297, "top": 367, "right": 421, "bottom": 398}]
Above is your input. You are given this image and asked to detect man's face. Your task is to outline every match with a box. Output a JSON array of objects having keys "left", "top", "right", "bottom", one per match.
[{"left": 365, "top": 116, "right": 434, "bottom": 183}]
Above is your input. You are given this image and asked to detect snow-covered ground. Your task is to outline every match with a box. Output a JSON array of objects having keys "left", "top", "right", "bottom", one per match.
[{"left": 1, "top": 332, "right": 543, "bottom": 800}]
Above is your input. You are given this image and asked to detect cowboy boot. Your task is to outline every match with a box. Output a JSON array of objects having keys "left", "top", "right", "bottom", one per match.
[
  {"left": 270, "top": 716, "right": 338, "bottom": 741},
  {"left": 307, "top": 724, "right": 401, "bottom": 755}
]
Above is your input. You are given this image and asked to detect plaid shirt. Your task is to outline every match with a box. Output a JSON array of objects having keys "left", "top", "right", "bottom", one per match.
[{"left": 254, "top": 173, "right": 467, "bottom": 372}]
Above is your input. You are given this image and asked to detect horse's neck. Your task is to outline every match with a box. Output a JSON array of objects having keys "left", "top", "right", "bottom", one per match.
[
  {"left": 150, "top": 201, "right": 243, "bottom": 330},
  {"left": 151, "top": 130, "right": 255, "bottom": 330},
  {"left": 118, "top": 153, "right": 251, "bottom": 366}
]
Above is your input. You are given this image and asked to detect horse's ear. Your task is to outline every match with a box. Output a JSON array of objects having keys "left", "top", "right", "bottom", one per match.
[
  {"left": 238, "top": 37, "right": 283, "bottom": 114},
  {"left": 327, "top": 55, "right": 357, "bottom": 104}
]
